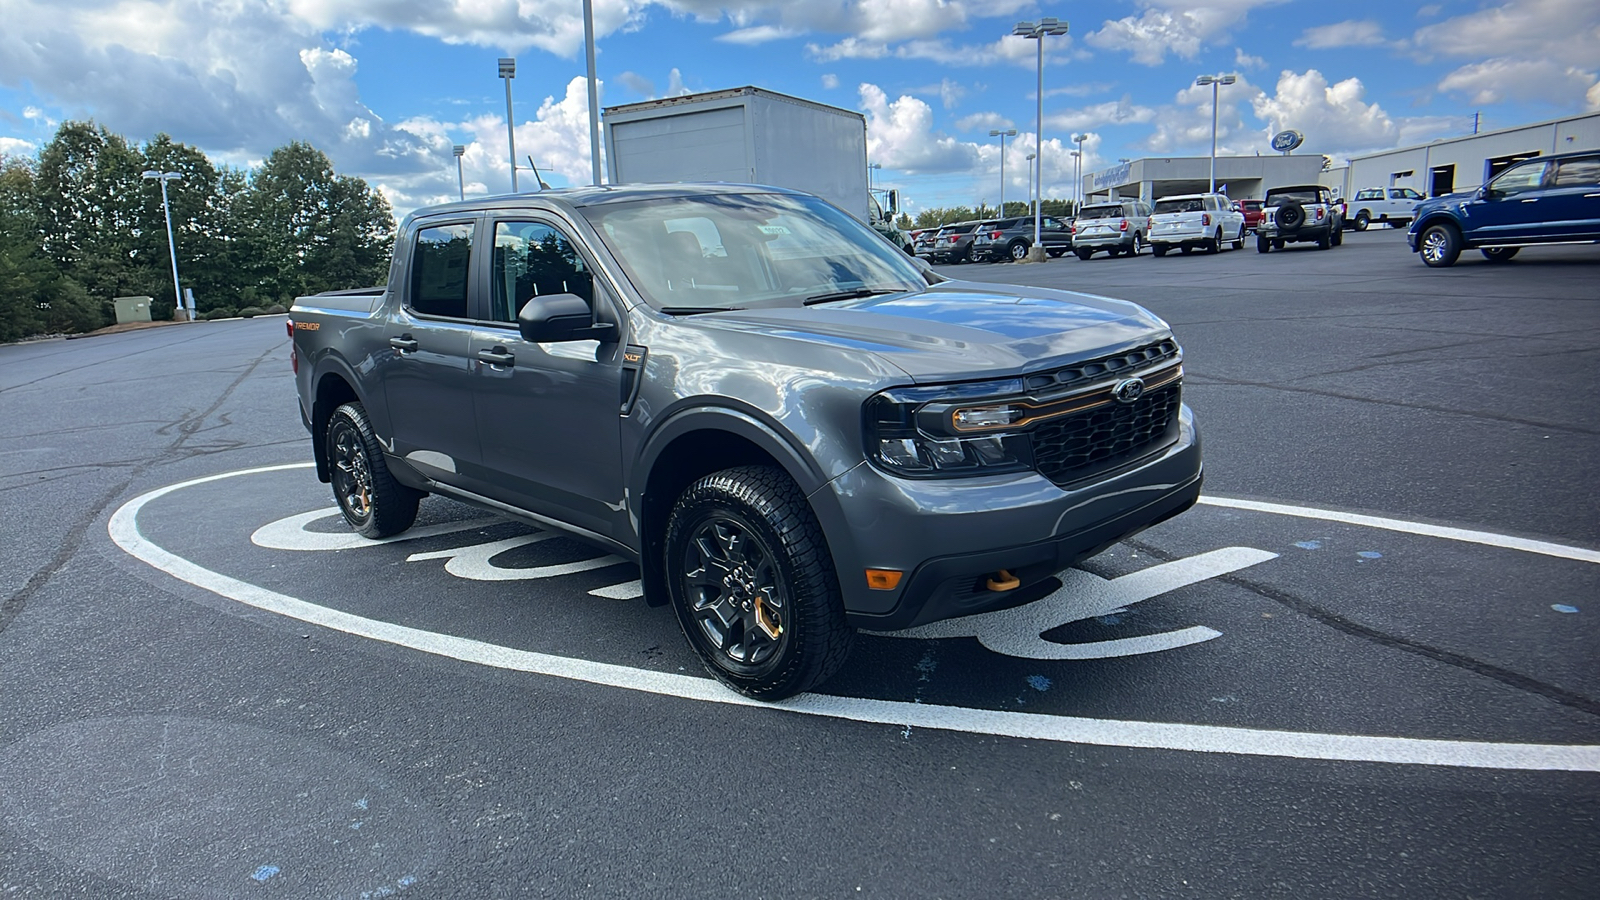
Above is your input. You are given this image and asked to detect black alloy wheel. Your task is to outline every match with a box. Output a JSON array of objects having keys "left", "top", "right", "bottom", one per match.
[
  {"left": 326, "top": 401, "right": 422, "bottom": 538},
  {"left": 665, "top": 466, "right": 853, "bottom": 700}
]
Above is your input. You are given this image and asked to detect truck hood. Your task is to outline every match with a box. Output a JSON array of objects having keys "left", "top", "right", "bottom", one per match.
[{"left": 687, "top": 282, "right": 1169, "bottom": 383}]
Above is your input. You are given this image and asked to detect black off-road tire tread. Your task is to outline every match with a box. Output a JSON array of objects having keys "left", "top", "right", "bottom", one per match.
[
  {"left": 665, "top": 465, "right": 853, "bottom": 700},
  {"left": 1256, "top": 234, "right": 1270, "bottom": 253},
  {"left": 328, "top": 402, "right": 422, "bottom": 539}
]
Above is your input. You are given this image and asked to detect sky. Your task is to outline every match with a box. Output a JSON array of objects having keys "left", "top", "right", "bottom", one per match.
[{"left": 1, "top": 1, "right": 1597, "bottom": 218}]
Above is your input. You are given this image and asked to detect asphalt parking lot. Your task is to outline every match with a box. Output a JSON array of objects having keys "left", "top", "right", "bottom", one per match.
[{"left": 2, "top": 227, "right": 1597, "bottom": 898}]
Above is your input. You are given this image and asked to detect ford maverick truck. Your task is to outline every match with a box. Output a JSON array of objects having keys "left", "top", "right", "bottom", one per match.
[{"left": 290, "top": 184, "right": 1203, "bottom": 699}]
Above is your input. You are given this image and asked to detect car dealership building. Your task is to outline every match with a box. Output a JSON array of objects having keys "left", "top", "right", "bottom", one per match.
[{"left": 1082, "top": 155, "right": 1326, "bottom": 204}]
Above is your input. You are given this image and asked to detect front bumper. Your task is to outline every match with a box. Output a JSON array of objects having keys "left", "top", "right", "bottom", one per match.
[{"left": 818, "top": 405, "right": 1203, "bottom": 630}]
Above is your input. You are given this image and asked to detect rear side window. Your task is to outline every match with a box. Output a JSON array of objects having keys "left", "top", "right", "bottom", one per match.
[
  {"left": 409, "top": 223, "right": 474, "bottom": 319},
  {"left": 1552, "top": 156, "right": 1600, "bottom": 187}
]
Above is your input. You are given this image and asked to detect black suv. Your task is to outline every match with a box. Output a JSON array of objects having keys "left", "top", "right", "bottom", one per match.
[
  {"left": 926, "top": 220, "right": 981, "bottom": 264},
  {"left": 1409, "top": 150, "right": 1600, "bottom": 267},
  {"left": 973, "top": 215, "right": 1073, "bottom": 262}
]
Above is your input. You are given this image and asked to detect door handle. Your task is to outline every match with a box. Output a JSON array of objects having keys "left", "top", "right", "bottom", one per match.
[
  {"left": 1519, "top": 198, "right": 1539, "bottom": 203},
  {"left": 389, "top": 336, "right": 418, "bottom": 352},
  {"left": 1585, "top": 193, "right": 1600, "bottom": 198},
  {"left": 477, "top": 347, "right": 515, "bottom": 367}
]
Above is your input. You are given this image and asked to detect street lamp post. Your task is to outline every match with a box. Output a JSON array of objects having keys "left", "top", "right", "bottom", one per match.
[
  {"left": 141, "top": 170, "right": 185, "bottom": 320},
  {"left": 1014, "top": 16, "right": 1070, "bottom": 261},
  {"left": 582, "top": 0, "right": 602, "bottom": 185},
  {"left": 1026, "top": 152, "right": 1037, "bottom": 220},
  {"left": 1071, "top": 132, "right": 1086, "bottom": 211},
  {"left": 1195, "top": 73, "right": 1237, "bottom": 194},
  {"left": 452, "top": 145, "right": 466, "bottom": 201},
  {"left": 867, "top": 161, "right": 881, "bottom": 192},
  {"left": 989, "top": 128, "right": 1017, "bottom": 215},
  {"left": 499, "top": 57, "right": 518, "bottom": 192}
]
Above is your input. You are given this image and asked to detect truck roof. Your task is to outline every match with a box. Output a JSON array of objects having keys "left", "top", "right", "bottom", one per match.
[
  {"left": 602, "top": 85, "right": 866, "bottom": 124},
  {"left": 404, "top": 182, "right": 812, "bottom": 222}
]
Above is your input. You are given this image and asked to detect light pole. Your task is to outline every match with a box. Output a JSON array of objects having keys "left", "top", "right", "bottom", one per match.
[
  {"left": 867, "top": 161, "right": 881, "bottom": 192},
  {"left": 452, "top": 144, "right": 466, "bottom": 201},
  {"left": 989, "top": 128, "right": 1017, "bottom": 215},
  {"left": 141, "top": 170, "right": 185, "bottom": 320},
  {"left": 1071, "top": 132, "right": 1086, "bottom": 212},
  {"left": 1195, "top": 73, "right": 1237, "bottom": 194},
  {"left": 1026, "top": 152, "right": 1037, "bottom": 220},
  {"left": 582, "top": 0, "right": 602, "bottom": 185},
  {"left": 499, "top": 57, "right": 518, "bottom": 192},
  {"left": 1014, "top": 16, "right": 1069, "bottom": 260}
]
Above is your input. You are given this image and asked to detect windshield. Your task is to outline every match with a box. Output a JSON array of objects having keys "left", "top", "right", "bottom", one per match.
[
  {"left": 1154, "top": 198, "right": 1206, "bottom": 215},
  {"left": 1080, "top": 205, "right": 1124, "bottom": 219},
  {"left": 581, "top": 192, "right": 925, "bottom": 312},
  {"left": 1267, "top": 189, "right": 1323, "bottom": 205}
]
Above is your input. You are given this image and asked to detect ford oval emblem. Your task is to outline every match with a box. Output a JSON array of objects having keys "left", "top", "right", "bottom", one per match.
[
  {"left": 1113, "top": 378, "right": 1146, "bottom": 404},
  {"left": 1270, "top": 130, "right": 1304, "bottom": 153}
]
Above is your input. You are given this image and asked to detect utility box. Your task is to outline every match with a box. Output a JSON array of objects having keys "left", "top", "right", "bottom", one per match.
[
  {"left": 113, "top": 296, "right": 152, "bottom": 324},
  {"left": 604, "top": 86, "right": 873, "bottom": 223}
]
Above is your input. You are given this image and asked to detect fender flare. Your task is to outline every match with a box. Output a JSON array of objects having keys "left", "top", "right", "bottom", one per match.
[
  {"left": 307, "top": 353, "right": 373, "bottom": 482},
  {"left": 629, "top": 401, "right": 831, "bottom": 513}
]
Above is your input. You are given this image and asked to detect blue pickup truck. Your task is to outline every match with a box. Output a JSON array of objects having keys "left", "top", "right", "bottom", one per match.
[{"left": 1408, "top": 150, "right": 1600, "bottom": 267}]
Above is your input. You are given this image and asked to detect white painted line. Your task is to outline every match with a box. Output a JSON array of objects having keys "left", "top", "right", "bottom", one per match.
[
  {"left": 407, "top": 534, "right": 628, "bottom": 580},
  {"left": 589, "top": 580, "right": 645, "bottom": 599},
  {"left": 107, "top": 464, "right": 1600, "bottom": 772},
  {"left": 251, "top": 508, "right": 500, "bottom": 551},
  {"left": 1199, "top": 496, "right": 1600, "bottom": 564}
]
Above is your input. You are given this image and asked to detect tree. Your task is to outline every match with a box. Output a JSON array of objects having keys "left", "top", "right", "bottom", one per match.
[
  {"left": 35, "top": 122, "right": 148, "bottom": 319},
  {"left": 0, "top": 155, "right": 101, "bottom": 340}
]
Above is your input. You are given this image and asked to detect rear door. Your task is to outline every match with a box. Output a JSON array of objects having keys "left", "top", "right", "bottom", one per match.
[
  {"left": 1542, "top": 155, "right": 1600, "bottom": 239},
  {"left": 379, "top": 217, "right": 483, "bottom": 486},
  {"left": 468, "top": 215, "right": 628, "bottom": 539}
]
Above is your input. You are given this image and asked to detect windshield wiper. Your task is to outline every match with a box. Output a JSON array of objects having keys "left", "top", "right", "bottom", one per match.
[
  {"left": 659, "top": 306, "right": 744, "bottom": 315},
  {"left": 802, "top": 288, "right": 902, "bottom": 306}
]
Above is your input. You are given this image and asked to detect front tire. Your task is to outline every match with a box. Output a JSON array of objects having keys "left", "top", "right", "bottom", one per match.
[
  {"left": 1354, "top": 211, "right": 1371, "bottom": 231},
  {"left": 1208, "top": 229, "right": 1222, "bottom": 254},
  {"left": 326, "top": 402, "right": 422, "bottom": 538},
  {"left": 1129, "top": 233, "right": 1143, "bottom": 256},
  {"left": 1481, "top": 247, "right": 1520, "bottom": 263},
  {"left": 1419, "top": 223, "right": 1462, "bottom": 268},
  {"left": 664, "top": 466, "right": 853, "bottom": 700}
]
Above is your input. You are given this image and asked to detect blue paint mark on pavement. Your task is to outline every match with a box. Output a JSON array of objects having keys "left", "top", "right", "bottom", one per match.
[
  {"left": 355, "top": 797, "right": 369, "bottom": 810},
  {"left": 1552, "top": 604, "right": 1579, "bottom": 614},
  {"left": 1294, "top": 540, "right": 1322, "bottom": 550},
  {"left": 251, "top": 865, "right": 280, "bottom": 882},
  {"left": 1027, "top": 675, "right": 1052, "bottom": 692},
  {"left": 1095, "top": 614, "right": 1122, "bottom": 625},
  {"left": 1357, "top": 551, "right": 1383, "bottom": 560}
]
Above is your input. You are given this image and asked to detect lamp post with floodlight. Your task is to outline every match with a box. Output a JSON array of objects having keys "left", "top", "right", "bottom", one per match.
[
  {"left": 989, "top": 128, "right": 1017, "bottom": 215},
  {"left": 582, "top": 0, "right": 602, "bottom": 185},
  {"left": 141, "top": 170, "right": 186, "bottom": 320},
  {"left": 1026, "top": 152, "right": 1037, "bottom": 220},
  {"left": 452, "top": 145, "right": 466, "bottom": 201},
  {"left": 1195, "top": 73, "right": 1237, "bottom": 194},
  {"left": 499, "top": 58, "right": 518, "bottom": 192},
  {"left": 1071, "top": 132, "right": 1086, "bottom": 211},
  {"left": 1014, "top": 17, "right": 1069, "bottom": 260}
]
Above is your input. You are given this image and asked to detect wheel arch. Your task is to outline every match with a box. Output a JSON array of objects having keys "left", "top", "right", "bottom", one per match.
[
  {"left": 1412, "top": 214, "right": 1462, "bottom": 252},
  {"left": 631, "top": 405, "right": 837, "bottom": 608},
  {"left": 309, "top": 359, "right": 366, "bottom": 483}
]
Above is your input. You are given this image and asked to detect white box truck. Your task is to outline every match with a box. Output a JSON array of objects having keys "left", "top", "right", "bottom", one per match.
[{"left": 603, "top": 86, "right": 911, "bottom": 253}]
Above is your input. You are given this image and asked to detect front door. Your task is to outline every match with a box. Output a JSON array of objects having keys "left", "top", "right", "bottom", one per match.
[
  {"left": 469, "top": 217, "right": 627, "bottom": 540},
  {"left": 1461, "top": 160, "right": 1550, "bottom": 243},
  {"left": 378, "top": 219, "right": 481, "bottom": 487}
]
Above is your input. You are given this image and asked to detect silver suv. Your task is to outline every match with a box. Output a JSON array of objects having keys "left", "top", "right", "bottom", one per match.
[{"left": 1071, "top": 201, "right": 1153, "bottom": 259}]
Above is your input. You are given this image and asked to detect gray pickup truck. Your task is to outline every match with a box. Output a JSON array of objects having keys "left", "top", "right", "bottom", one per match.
[{"left": 290, "top": 184, "right": 1203, "bottom": 699}]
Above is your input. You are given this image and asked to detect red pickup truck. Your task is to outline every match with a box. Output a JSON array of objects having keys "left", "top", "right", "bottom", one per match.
[{"left": 1236, "top": 199, "right": 1264, "bottom": 232}]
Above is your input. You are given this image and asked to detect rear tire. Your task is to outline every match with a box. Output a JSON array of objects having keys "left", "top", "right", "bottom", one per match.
[
  {"left": 1129, "top": 234, "right": 1143, "bottom": 256},
  {"left": 665, "top": 466, "right": 853, "bottom": 700},
  {"left": 1355, "top": 211, "right": 1370, "bottom": 231},
  {"left": 1076, "top": 248, "right": 1093, "bottom": 261},
  {"left": 1008, "top": 240, "right": 1030, "bottom": 262},
  {"left": 1481, "top": 247, "right": 1520, "bottom": 263},
  {"left": 1331, "top": 226, "right": 1344, "bottom": 247},
  {"left": 1256, "top": 235, "right": 1271, "bottom": 253},
  {"left": 326, "top": 402, "right": 422, "bottom": 539},
  {"left": 1152, "top": 245, "right": 1167, "bottom": 257}
]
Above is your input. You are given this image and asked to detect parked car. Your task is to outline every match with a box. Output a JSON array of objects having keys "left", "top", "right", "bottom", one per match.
[
  {"left": 928, "top": 220, "right": 982, "bottom": 264},
  {"left": 1408, "top": 150, "right": 1600, "bottom": 267},
  {"left": 1071, "top": 201, "right": 1153, "bottom": 259},
  {"left": 912, "top": 228, "right": 940, "bottom": 261},
  {"left": 1149, "top": 193, "right": 1246, "bottom": 256},
  {"left": 1235, "top": 199, "right": 1264, "bottom": 232},
  {"left": 1256, "top": 184, "right": 1343, "bottom": 252},
  {"left": 974, "top": 215, "right": 1073, "bottom": 261},
  {"left": 1346, "top": 187, "right": 1423, "bottom": 231},
  {"left": 289, "top": 183, "right": 1203, "bottom": 699}
]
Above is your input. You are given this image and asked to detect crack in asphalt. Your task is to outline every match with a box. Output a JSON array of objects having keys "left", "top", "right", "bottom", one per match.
[
  {"left": 1183, "top": 373, "right": 1600, "bottom": 436},
  {"left": 0, "top": 342, "right": 281, "bottom": 636},
  {"left": 1123, "top": 537, "right": 1600, "bottom": 720}
]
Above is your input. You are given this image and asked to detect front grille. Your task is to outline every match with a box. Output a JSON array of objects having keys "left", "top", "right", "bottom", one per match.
[
  {"left": 1031, "top": 384, "right": 1181, "bottom": 486},
  {"left": 1024, "top": 340, "right": 1179, "bottom": 394}
]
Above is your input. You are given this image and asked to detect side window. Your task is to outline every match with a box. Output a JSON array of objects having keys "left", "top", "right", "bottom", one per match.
[
  {"left": 1488, "top": 161, "right": 1549, "bottom": 195},
  {"left": 490, "top": 221, "right": 594, "bottom": 324},
  {"left": 409, "top": 223, "right": 474, "bottom": 319},
  {"left": 1552, "top": 156, "right": 1600, "bottom": 187},
  {"left": 1399, "top": 188, "right": 1423, "bottom": 200}
]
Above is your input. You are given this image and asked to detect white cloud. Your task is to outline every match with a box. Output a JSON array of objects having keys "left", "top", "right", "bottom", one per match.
[
  {"left": 858, "top": 83, "right": 979, "bottom": 174},
  {"left": 1438, "top": 58, "right": 1600, "bottom": 107},
  {"left": 1250, "top": 70, "right": 1401, "bottom": 156},
  {"left": 1590, "top": 81, "right": 1600, "bottom": 111},
  {"left": 805, "top": 37, "right": 889, "bottom": 61},
  {"left": 821, "top": 73, "right": 839, "bottom": 89},
  {"left": 1047, "top": 96, "right": 1158, "bottom": 132},
  {"left": 673, "top": 0, "right": 1035, "bottom": 45},
  {"left": 0, "top": 137, "right": 37, "bottom": 157},
  {"left": 618, "top": 71, "right": 656, "bottom": 97},
  {"left": 716, "top": 25, "right": 799, "bottom": 44},
  {"left": 1294, "top": 20, "right": 1390, "bottom": 50},
  {"left": 1235, "top": 48, "right": 1266, "bottom": 70},
  {"left": 955, "top": 112, "right": 1015, "bottom": 132},
  {"left": 1087, "top": 1, "right": 1285, "bottom": 66},
  {"left": 285, "top": 0, "right": 645, "bottom": 57},
  {"left": 1412, "top": 0, "right": 1600, "bottom": 69}
]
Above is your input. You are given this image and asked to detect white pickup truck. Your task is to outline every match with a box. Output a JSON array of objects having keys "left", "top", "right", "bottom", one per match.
[{"left": 1345, "top": 187, "right": 1423, "bottom": 231}]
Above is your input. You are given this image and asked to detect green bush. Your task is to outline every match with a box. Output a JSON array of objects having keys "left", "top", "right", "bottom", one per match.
[
  {"left": 263, "top": 304, "right": 288, "bottom": 315},
  {"left": 238, "top": 306, "right": 264, "bottom": 318},
  {"left": 202, "top": 307, "right": 237, "bottom": 320}
]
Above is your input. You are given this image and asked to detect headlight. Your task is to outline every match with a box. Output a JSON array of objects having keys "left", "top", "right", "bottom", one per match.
[{"left": 865, "top": 383, "right": 1032, "bottom": 477}]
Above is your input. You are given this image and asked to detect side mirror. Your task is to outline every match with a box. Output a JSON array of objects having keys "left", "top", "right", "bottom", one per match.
[
  {"left": 1477, "top": 185, "right": 1495, "bottom": 201},
  {"left": 886, "top": 189, "right": 900, "bottom": 215},
  {"left": 517, "top": 293, "right": 617, "bottom": 343}
]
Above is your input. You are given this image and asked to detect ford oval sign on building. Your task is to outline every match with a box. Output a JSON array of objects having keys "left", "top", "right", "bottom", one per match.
[{"left": 1271, "top": 130, "right": 1304, "bottom": 153}]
